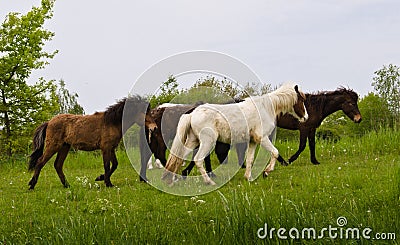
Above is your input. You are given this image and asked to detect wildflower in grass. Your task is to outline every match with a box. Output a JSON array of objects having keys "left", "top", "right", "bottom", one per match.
[{"left": 196, "top": 199, "right": 206, "bottom": 204}]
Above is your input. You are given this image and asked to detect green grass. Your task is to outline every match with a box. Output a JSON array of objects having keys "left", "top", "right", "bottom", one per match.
[{"left": 0, "top": 129, "right": 399, "bottom": 244}]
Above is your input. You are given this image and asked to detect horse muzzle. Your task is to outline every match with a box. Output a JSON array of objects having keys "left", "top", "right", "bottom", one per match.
[
  {"left": 299, "top": 113, "right": 309, "bottom": 123},
  {"left": 354, "top": 114, "right": 362, "bottom": 123},
  {"left": 148, "top": 123, "right": 157, "bottom": 132}
]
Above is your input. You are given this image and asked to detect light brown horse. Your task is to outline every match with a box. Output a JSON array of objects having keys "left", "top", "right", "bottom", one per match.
[{"left": 28, "top": 96, "right": 157, "bottom": 190}]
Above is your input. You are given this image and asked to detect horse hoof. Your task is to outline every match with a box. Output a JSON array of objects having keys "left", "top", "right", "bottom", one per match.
[
  {"left": 95, "top": 174, "right": 105, "bottom": 181},
  {"left": 263, "top": 172, "right": 268, "bottom": 178},
  {"left": 312, "top": 161, "right": 320, "bottom": 165},
  {"left": 139, "top": 176, "right": 148, "bottom": 182},
  {"left": 208, "top": 172, "right": 217, "bottom": 178},
  {"left": 106, "top": 183, "right": 114, "bottom": 187}
]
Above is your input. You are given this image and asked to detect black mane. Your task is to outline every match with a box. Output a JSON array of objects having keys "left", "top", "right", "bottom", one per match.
[
  {"left": 307, "top": 87, "right": 358, "bottom": 108},
  {"left": 103, "top": 95, "right": 149, "bottom": 125}
]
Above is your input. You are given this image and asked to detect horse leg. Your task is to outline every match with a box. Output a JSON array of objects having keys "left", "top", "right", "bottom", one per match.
[
  {"left": 193, "top": 143, "right": 216, "bottom": 185},
  {"left": 165, "top": 135, "right": 199, "bottom": 184},
  {"left": 260, "top": 139, "right": 279, "bottom": 177},
  {"left": 236, "top": 142, "right": 247, "bottom": 168},
  {"left": 181, "top": 160, "right": 195, "bottom": 179},
  {"left": 101, "top": 150, "right": 113, "bottom": 187},
  {"left": 215, "top": 142, "right": 230, "bottom": 164},
  {"left": 28, "top": 147, "right": 59, "bottom": 190},
  {"left": 204, "top": 154, "right": 216, "bottom": 178},
  {"left": 53, "top": 144, "right": 71, "bottom": 188},
  {"left": 139, "top": 127, "right": 152, "bottom": 182},
  {"left": 109, "top": 150, "right": 119, "bottom": 177},
  {"left": 182, "top": 146, "right": 215, "bottom": 178},
  {"left": 147, "top": 156, "right": 154, "bottom": 169},
  {"left": 308, "top": 128, "right": 320, "bottom": 165},
  {"left": 277, "top": 154, "right": 289, "bottom": 166},
  {"left": 244, "top": 143, "right": 257, "bottom": 181},
  {"left": 288, "top": 128, "right": 309, "bottom": 164}
]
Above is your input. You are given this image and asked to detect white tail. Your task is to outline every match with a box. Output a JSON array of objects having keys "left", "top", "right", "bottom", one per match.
[{"left": 162, "top": 114, "right": 192, "bottom": 184}]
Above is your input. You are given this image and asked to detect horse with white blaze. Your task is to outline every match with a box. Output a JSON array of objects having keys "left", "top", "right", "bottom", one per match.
[{"left": 162, "top": 83, "right": 308, "bottom": 185}]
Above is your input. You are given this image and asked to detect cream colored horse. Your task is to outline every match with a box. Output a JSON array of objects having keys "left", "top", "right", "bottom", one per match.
[{"left": 162, "top": 83, "right": 308, "bottom": 185}]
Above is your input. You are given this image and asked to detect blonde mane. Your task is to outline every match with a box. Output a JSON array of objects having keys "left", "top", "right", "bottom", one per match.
[{"left": 265, "top": 83, "right": 299, "bottom": 116}]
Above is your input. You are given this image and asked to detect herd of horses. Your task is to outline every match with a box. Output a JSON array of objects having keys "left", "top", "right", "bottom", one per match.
[{"left": 27, "top": 83, "right": 362, "bottom": 190}]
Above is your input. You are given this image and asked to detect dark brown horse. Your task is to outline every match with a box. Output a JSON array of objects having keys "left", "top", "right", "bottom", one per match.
[
  {"left": 28, "top": 96, "right": 157, "bottom": 190},
  {"left": 278, "top": 87, "right": 362, "bottom": 165},
  {"left": 139, "top": 103, "right": 200, "bottom": 182},
  {"left": 139, "top": 102, "right": 244, "bottom": 182}
]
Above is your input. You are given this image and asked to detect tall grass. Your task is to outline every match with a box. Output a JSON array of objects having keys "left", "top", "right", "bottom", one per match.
[{"left": 0, "top": 128, "right": 399, "bottom": 244}]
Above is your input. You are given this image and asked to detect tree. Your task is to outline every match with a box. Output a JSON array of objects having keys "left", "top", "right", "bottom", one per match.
[
  {"left": 149, "top": 75, "right": 180, "bottom": 108},
  {"left": 239, "top": 82, "right": 272, "bottom": 98},
  {"left": 0, "top": 0, "right": 58, "bottom": 156},
  {"left": 57, "top": 79, "right": 84, "bottom": 115},
  {"left": 177, "top": 76, "right": 240, "bottom": 104},
  {"left": 348, "top": 93, "right": 394, "bottom": 135},
  {"left": 372, "top": 64, "right": 400, "bottom": 117}
]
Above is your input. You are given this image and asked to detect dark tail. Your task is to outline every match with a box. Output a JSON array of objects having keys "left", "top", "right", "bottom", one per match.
[{"left": 28, "top": 122, "right": 48, "bottom": 171}]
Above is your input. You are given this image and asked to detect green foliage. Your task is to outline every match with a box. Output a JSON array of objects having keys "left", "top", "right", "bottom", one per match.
[
  {"left": 149, "top": 75, "right": 271, "bottom": 107},
  {"left": 240, "top": 81, "right": 272, "bottom": 97},
  {"left": 176, "top": 76, "right": 239, "bottom": 104},
  {"left": 372, "top": 64, "right": 400, "bottom": 117},
  {"left": 56, "top": 79, "right": 85, "bottom": 115},
  {"left": 0, "top": 0, "right": 58, "bottom": 156},
  {"left": 348, "top": 93, "right": 395, "bottom": 135},
  {"left": 149, "top": 75, "right": 180, "bottom": 108}
]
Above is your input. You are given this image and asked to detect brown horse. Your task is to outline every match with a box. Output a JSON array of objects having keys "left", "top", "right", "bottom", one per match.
[{"left": 28, "top": 96, "right": 157, "bottom": 190}]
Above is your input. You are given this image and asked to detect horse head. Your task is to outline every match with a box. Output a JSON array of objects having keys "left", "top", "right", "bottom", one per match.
[
  {"left": 338, "top": 88, "right": 362, "bottom": 123},
  {"left": 145, "top": 112, "right": 157, "bottom": 132},
  {"left": 292, "top": 85, "right": 309, "bottom": 123}
]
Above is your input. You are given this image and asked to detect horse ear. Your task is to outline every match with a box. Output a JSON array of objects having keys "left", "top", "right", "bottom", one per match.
[{"left": 294, "top": 85, "right": 299, "bottom": 93}]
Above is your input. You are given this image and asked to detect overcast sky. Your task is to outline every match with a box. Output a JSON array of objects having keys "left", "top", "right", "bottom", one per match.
[{"left": 1, "top": 0, "right": 399, "bottom": 113}]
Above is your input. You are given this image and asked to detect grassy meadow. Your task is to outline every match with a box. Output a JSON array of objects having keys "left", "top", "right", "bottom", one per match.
[{"left": 0, "top": 128, "right": 399, "bottom": 244}]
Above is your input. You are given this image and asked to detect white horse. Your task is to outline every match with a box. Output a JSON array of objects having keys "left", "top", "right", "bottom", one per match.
[{"left": 162, "top": 83, "right": 308, "bottom": 185}]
